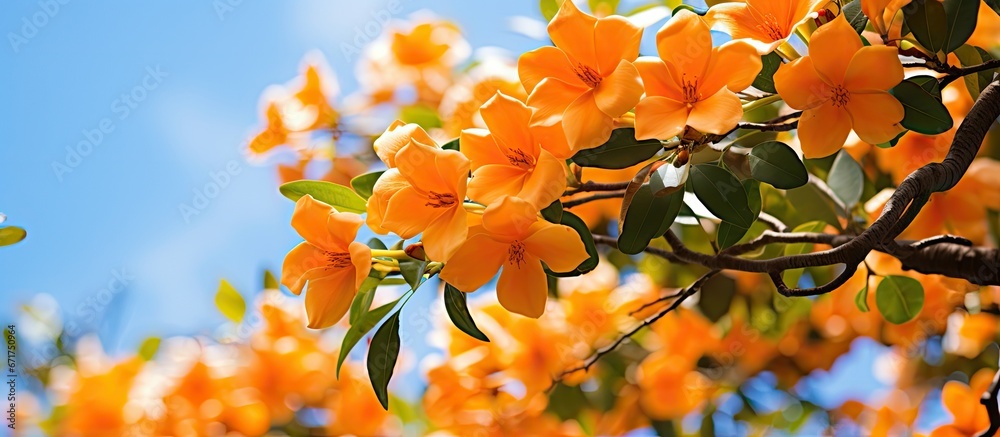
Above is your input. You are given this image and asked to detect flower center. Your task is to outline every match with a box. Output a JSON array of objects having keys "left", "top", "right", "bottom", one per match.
[
  {"left": 681, "top": 73, "right": 701, "bottom": 105},
  {"left": 754, "top": 13, "right": 786, "bottom": 41},
  {"left": 574, "top": 63, "right": 602, "bottom": 88},
  {"left": 325, "top": 251, "right": 352, "bottom": 268},
  {"left": 425, "top": 191, "right": 457, "bottom": 208},
  {"left": 506, "top": 148, "right": 535, "bottom": 169},
  {"left": 507, "top": 240, "right": 525, "bottom": 268},
  {"left": 831, "top": 85, "right": 850, "bottom": 108}
]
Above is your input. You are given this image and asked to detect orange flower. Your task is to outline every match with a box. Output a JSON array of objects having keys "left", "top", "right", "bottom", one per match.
[
  {"left": 439, "top": 57, "right": 527, "bottom": 137},
  {"left": 373, "top": 120, "right": 437, "bottom": 168},
  {"left": 248, "top": 60, "right": 339, "bottom": 155},
  {"left": 774, "top": 14, "right": 905, "bottom": 158},
  {"left": 376, "top": 141, "right": 471, "bottom": 262},
  {"left": 461, "top": 92, "right": 567, "bottom": 209},
  {"left": 439, "top": 196, "right": 589, "bottom": 318},
  {"left": 705, "top": 0, "right": 827, "bottom": 53},
  {"left": 518, "top": 0, "right": 644, "bottom": 152},
  {"left": 281, "top": 195, "right": 372, "bottom": 329},
  {"left": 633, "top": 10, "right": 761, "bottom": 140},
  {"left": 931, "top": 369, "right": 995, "bottom": 436},
  {"left": 861, "top": 0, "right": 912, "bottom": 36},
  {"left": 249, "top": 101, "right": 289, "bottom": 154}
]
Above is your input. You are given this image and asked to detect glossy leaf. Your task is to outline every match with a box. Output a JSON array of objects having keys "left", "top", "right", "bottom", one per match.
[
  {"left": 545, "top": 211, "right": 600, "bottom": 277},
  {"left": 689, "top": 164, "right": 754, "bottom": 228},
  {"left": 349, "top": 269, "right": 386, "bottom": 325},
  {"left": 444, "top": 283, "right": 490, "bottom": 342},
  {"left": 215, "top": 279, "right": 246, "bottom": 324},
  {"left": 541, "top": 200, "right": 563, "bottom": 224},
  {"left": 747, "top": 141, "right": 808, "bottom": 189},
  {"left": 954, "top": 45, "right": 998, "bottom": 100},
  {"left": 367, "top": 311, "right": 401, "bottom": 410},
  {"left": 842, "top": 0, "right": 868, "bottom": 34},
  {"left": 571, "top": 128, "right": 662, "bottom": 169},
  {"left": 279, "top": 180, "right": 368, "bottom": 214},
  {"left": 943, "top": 0, "right": 979, "bottom": 53},
  {"left": 619, "top": 183, "right": 684, "bottom": 254},
  {"left": 399, "top": 258, "right": 428, "bottom": 291},
  {"left": 717, "top": 181, "right": 761, "bottom": 249},
  {"left": 350, "top": 171, "right": 384, "bottom": 200},
  {"left": 441, "top": 138, "right": 460, "bottom": 151},
  {"left": 876, "top": 275, "right": 925, "bottom": 324},
  {"left": 0, "top": 226, "right": 26, "bottom": 247},
  {"left": 752, "top": 52, "right": 782, "bottom": 93},
  {"left": 827, "top": 150, "right": 864, "bottom": 208},
  {"left": 893, "top": 79, "right": 953, "bottom": 135},
  {"left": 855, "top": 279, "right": 870, "bottom": 312},
  {"left": 905, "top": 0, "right": 948, "bottom": 54},
  {"left": 650, "top": 162, "right": 689, "bottom": 197},
  {"left": 338, "top": 298, "right": 398, "bottom": 377}
]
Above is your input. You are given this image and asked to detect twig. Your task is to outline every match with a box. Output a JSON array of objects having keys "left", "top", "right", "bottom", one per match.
[
  {"left": 564, "top": 180, "right": 631, "bottom": 196},
  {"left": 592, "top": 234, "right": 686, "bottom": 264},
  {"left": 977, "top": 366, "right": 1000, "bottom": 437},
  {"left": 562, "top": 190, "right": 626, "bottom": 208}
]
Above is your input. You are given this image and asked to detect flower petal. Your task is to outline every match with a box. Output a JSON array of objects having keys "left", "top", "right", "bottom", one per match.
[
  {"left": 496, "top": 255, "right": 548, "bottom": 318},
  {"left": 282, "top": 242, "right": 335, "bottom": 295},
  {"left": 846, "top": 91, "right": 905, "bottom": 144},
  {"left": 381, "top": 186, "right": 444, "bottom": 238},
  {"left": 421, "top": 208, "right": 468, "bottom": 262},
  {"left": 438, "top": 234, "right": 508, "bottom": 291},
  {"left": 532, "top": 121, "right": 575, "bottom": 159},
  {"left": 656, "top": 10, "right": 713, "bottom": 79},
  {"left": 774, "top": 56, "right": 831, "bottom": 110},
  {"left": 480, "top": 92, "right": 538, "bottom": 158},
  {"left": 635, "top": 57, "right": 683, "bottom": 100},
  {"left": 348, "top": 241, "right": 372, "bottom": 290},
  {"left": 459, "top": 128, "right": 506, "bottom": 172},
  {"left": 563, "top": 91, "right": 615, "bottom": 151},
  {"left": 519, "top": 150, "right": 568, "bottom": 209},
  {"left": 843, "top": 46, "right": 904, "bottom": 91},
  {"left": 527, "top": 78, "right": 589, "bottom": 126},
  {"left": 468, "top": 164, "right": 529, "bottom": 206},
  {"left": 523, "top": 222, "right": 590, "bottom": 272},
  {"left": 366, "top": 169, "right": 409, "bottom": 234},
  {"left": 686, "top": 88, "right": 743, "bottom": 135},
  {"left": 634, "top": 96, "right": 688, "bottom": 140},
  {"left": 704, "top": 2, "right": 774, "bottom": 43},
  {"left": 808, "top": 15, "right": 862, "bottom": 84},
  {"left": 291, "top": 195, "right": 360, "bottom": 252},
  {"left": 700, "top": 40, "right": 762, "bottom": 95},
  {"left": 518, "top": 46, "right": 585, "bottom": 93},
  {"left": 593, "top": 60, "right": 644, "bottom": 117},
  {"left": 797, "top": 103, "right": 852, "bottom": 158},
  {"left": 482, "top": 196, "right": 539, "bottom": 241},
  {"left": 548, "top": 0, "right": 598, "bottom": 68},
  {"left": 374, "top": 120, "right": 437, "bottom": 168},
  {"left": 593, "top": 15, "right": 642, "bottom": 75},
  {"left": 304, "top": 269, "right": 356, "bottom": 329}
]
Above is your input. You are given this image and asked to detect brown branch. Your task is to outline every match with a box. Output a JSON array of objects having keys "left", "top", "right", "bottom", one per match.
[
  {"left": 563, "top": 180, "right": 631, "bottom": 196},
  {"left": 940, "top": 59, "right": 1000, "bottom": 88},
  {"left": 737, "top": 120, "right": 799, "bottom": 132},
  {"left": 592, "top": 234, "right": 686, "bottom": 264},
  {"left": 562, "top": 190, "right": 626, "bottom": 208},
  {"left": 977, "top": 366, "right": 1000, "bottom": 437}
]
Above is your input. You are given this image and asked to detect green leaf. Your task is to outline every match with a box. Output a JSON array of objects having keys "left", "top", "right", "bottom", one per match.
[
  {"left": 876, "top": 275, "right": 925, "bottom": 324},
  {"left": 400, "top": 104, "right": 442, "bottom": 129},
  {"left": 827, "top": 150, "right": 864, "bottom": 208},
  {"left": 367, "top": 311, "right": 401, "bottom": 410},
  {"left": 986, "top": 0, "right": 1000, "bottom": 16},
  {"left": 689, "top": 164, "right": 754, "bottom": 228},
  {"left": 0, "top": 226, "right": 26, "bottom": 247},
  {"left": 337, "top": 299, "right": 398, "bottom": 377},
  {"left": 842, "top": 0, "right": 869, "bottom": 34},
  {"left": 215, "top": 279, "right": 246, "bottom": 324},
  {"left": 855, "top": 280, "right": 870, "bottom": 312},
  {"left": 942, "top": 0, "right": 979, "bottom": 53},
  {"left": 441, "top": 138, "right": 460, "bottom": 151},
  {"left": 752, "top": 52, "right": 782, "bottom": 93},
  {"left": 350, "top": 270, "right": 386, "bottom": 325},
  {"left": 649, "top": 163, "right": 690, "bottom": 197},
  {"left": 893, "top": 79, "right": 953, "bottom": 135},
  {"left": 138, "top": 337, "right": 161, "bottom": 361},
  {"left": 540, "top": 0, "right": 560, "bottom": 20},
  {"left": 910, "top": 75, "right": 942, "bottom": 98},
  {"left": 781, "top": 221, "right": 828, "bottom": 287},
  {"left": 717, "top": 222, "right": 750, "bottom": 249},
  {"left": 905, "top": 0, "right": 948, "bottom": 55},
  {"left": 618, "top": 184, "right": 684, "bottom": 255},
  {"left": 350, "top": 171, "right": 384, "bottom": 200},
  {"left": 367, "top": 238, "right": 388, "bottom": 251},
  {"left": 279, "top": 180, "right": 368, "bottom": 214},
  {"left": 954, "top": 45, "right": 998, "bottom": 100},
  {"left": 444, "top": 283, "right": 490, "bottom": 342},
  {"left": 263, "top": 270, "right": 280, "bottom": 290},
  {"left": 544, "top": 211, "right": 600, "bottom": 277},
  {"left": 588, "top": 0, "right": 620, "bottom": 14},
  {"left": 747, "top": 141, "right": 808, "bottom": 189},
  {"left": 785, "top": 182, "right": 843, "bottom": 228},
  {"left": 570, "top": 128, "right": 662, "bottom": 169},
  {"left": 541, "top": 200, "right": 563, "bottom": 224},
  {"left": 399, "top": 258, "right": 428, "bottom": 291}
]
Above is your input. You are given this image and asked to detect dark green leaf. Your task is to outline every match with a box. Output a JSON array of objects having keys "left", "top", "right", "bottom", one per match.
[
  {"left": 367, "top": 238, "right": 388, "bottom": 251},
  {"left": 444, "top": 283, "right": 490, "bottom": 342},
  {"left": 545, "top": 211, "right": 600, "bottom": 277},
  {"left": 905, "top": 0, "right": 948, "bottom": 54},
  {"left": 649, "top": 163, "right": 689, "bottom": 197},
  {"left": 0, "top": 226, "right": 26, "bottom": 247},
  {"left": 367, "top": 312, "right": 401, "bottom": 410},
  {"left": 214, "top": 279, "right": 245, "bottom": 323},
  {"left": 138, "top": 337, "right": 161, "bottom": 361},
  {"left": 541, "top": 200, "right": 563, "bottom": 224},
  {"left": 827, "top": 150, "right": 864, "bottom": 208},
  {"left": 263, "top": 270, "right": 280, "bottom": 290},
  {"left": 986, "top": 0, "right": 1000, "bottom": 16},
  {"left": 876, "top": 275, "right": 925, "bottom": 324},
  {"left": 842, "top": 0, "right": 869, "bottom": 34},
  {"left": 338, "top": 299, "right": 398, "bottom": 377},
  {"left": 752, "top": 52, "right": 782, "bottom": 93},
  {"left": 747, "top": 141, "right": 808, "bottom": 189},
  {"left": 350, "top": 270, "right": 386, "bottom": 325},
  {"left": 717, "top": 222, "right": 750, "bottom": 249},
  {"left": 673, "top": 4, "right": 708, "bottom": 15},
  {"left": 942, "top": 0, "right": 979, "bottom": 53},
  {"left": 689, "top": 164, "right": 754, "bottom": 228},
  {"left": 399, "top": 258, "right": 428, "bottom": 291},
  {"left": 893, "top": 79, "right": 953, "bottom": 135},
  {"left": 954, "top": 45, "right": 998, "bottom": 100},
  {"left": 619, "top": 184, "right": 684, "bottom": 254},
  {"left": 279, "top": 180, "right": 368, "bottom": 214},
  {"left": 910, "top": 74, "right": 942, "bottom": 98},
  {"left": 441, "top": 138, "right": 460, "bottom": 151},
  {"left": 350, "top": 171, "right": 384, "bottom": 200},
  {"left": 571, "top": 128, "right": 662, "bottom": 169}
]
